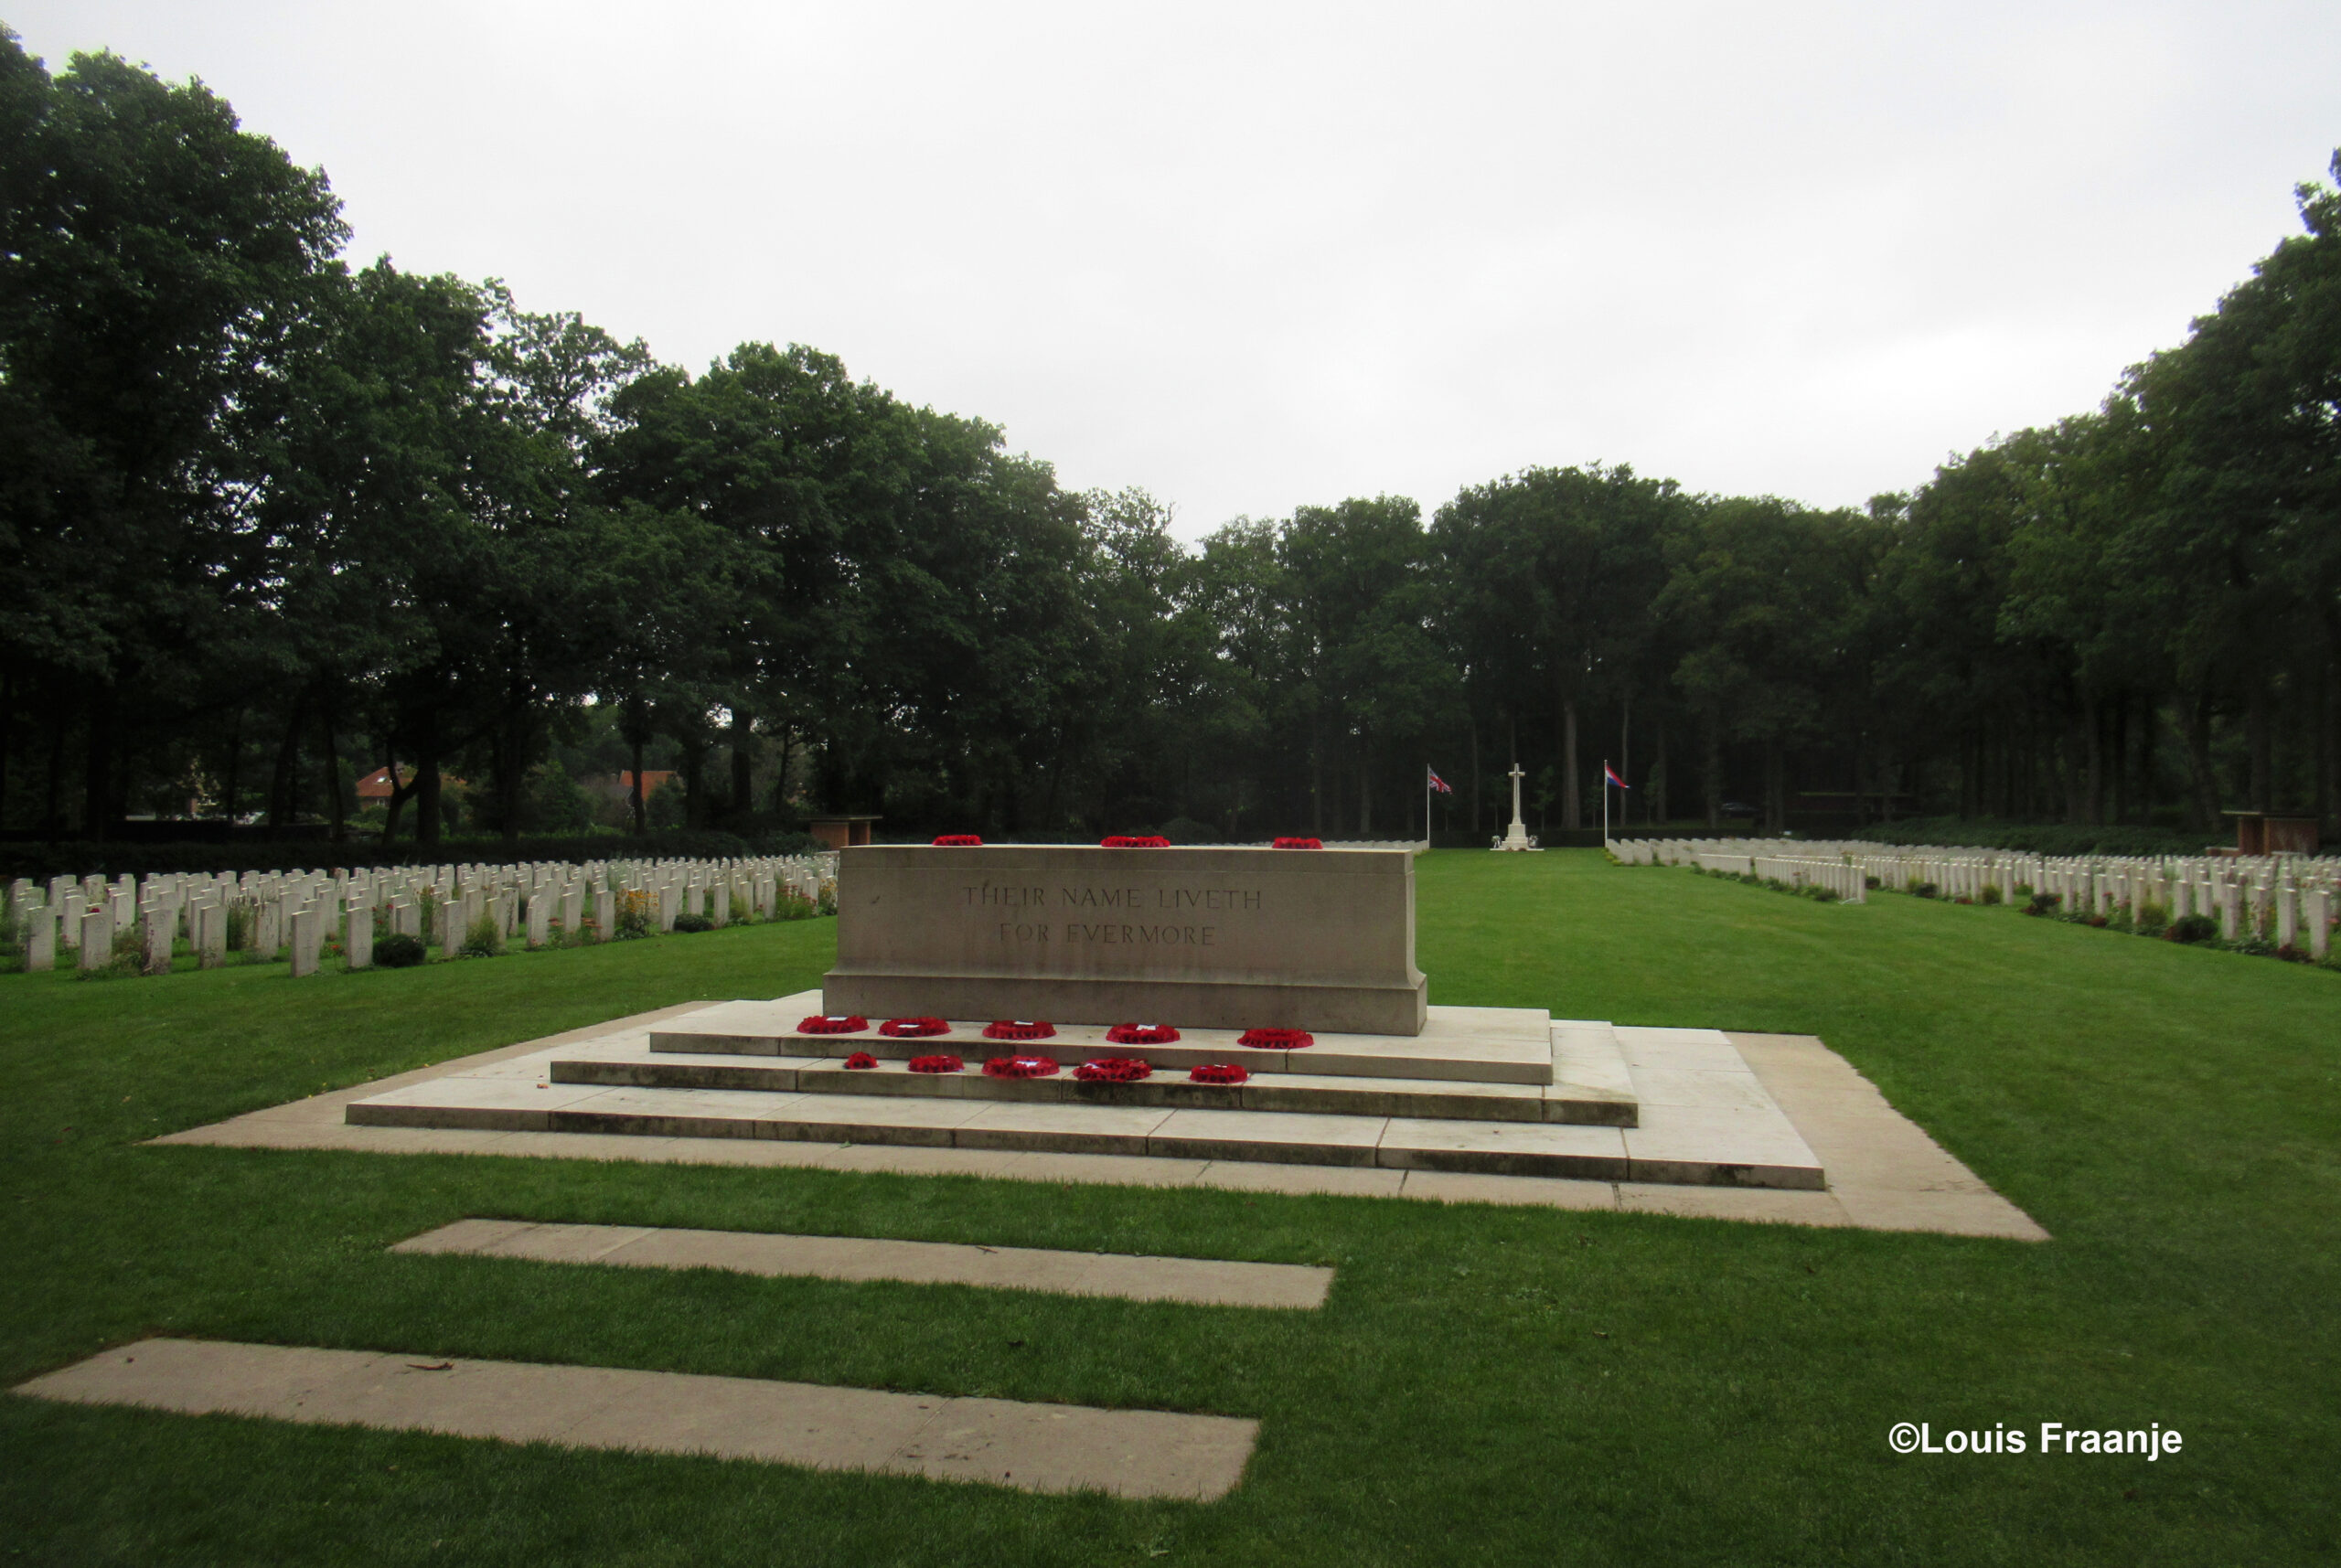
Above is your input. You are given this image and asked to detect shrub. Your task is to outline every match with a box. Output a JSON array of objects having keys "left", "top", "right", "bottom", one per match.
[
  {"left": 1980, "top": 883, "right": 2003, "bottom": 905},
  {"left": 459, "top": 912, "right": 504, "bottom": 958},
  {"left": 614, "top": 889, "right": 653, "bottom": 939},
  {"left": 1910, "top": 881, "right": 1939, "bottom": 899},
  {"left": 2024, "top": 892, "right": 2059, "bottom": 917},
  {"left": 777, "top": 891, "right": 817, "bottom": 921},
  {"left": 2133, "top": 901, "right": 2169, "bottom": 937},
  {"left": 672, "top": 912, "right": 713, "bottom": 933},
  {"left": 2167, "top": 913, "right": 2219, "bottom": 944},
  {"left": 817, "top": 880, "right": 839, "bottom": 916},
  {"left": 375, "top": 933, "right": 426, "bottom": 967},
  {"left": 1863, "top": 874, "right": 1881, "bottom": 891}
]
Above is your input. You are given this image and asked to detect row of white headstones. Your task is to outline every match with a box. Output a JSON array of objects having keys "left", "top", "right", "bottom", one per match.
[
  {"left": 1610, "top": 837, "right": 2341, "bottom": 957},
  {"left": 5, "top": 853, "right": 841, "bottom": 976}
]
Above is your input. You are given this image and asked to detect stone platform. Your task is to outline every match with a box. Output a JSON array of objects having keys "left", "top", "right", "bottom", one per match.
[{"left": 346, "top": 993, "right": 1829, "bottom": 1189}]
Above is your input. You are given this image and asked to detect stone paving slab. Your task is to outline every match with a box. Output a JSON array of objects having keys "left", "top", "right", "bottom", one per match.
[
  {"left": 394, "top": 1220, "right": 1333, "bottom": 1308},
  {"left": 15, "top": 1339, "right": 1256, "bottom": 1499}
]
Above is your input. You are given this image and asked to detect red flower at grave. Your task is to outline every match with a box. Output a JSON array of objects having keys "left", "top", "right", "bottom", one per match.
[
  {"left": 1237, "top": 1028, "right": 1314, "bottom": 1049},
  {"left": 1074, "top": 1057, "right": 1152, "bottom": 1083},
  {"left": 984, "top": 1054, "right": 1061, "bottom": 1078},
  {"left": 932, "top": 835, "right": 984, "bottom": 847},
  {"left": 842, "top": 1051, "right": 878, "bottom": 1070},
  {"left": 983, "top": 1019, "right": 1056, "bottom": 1040},
  {"left": 797, "top": 1014, "right": 870, "bottom": 1035},
  {"left": 1099, "top": 836, "right": 1170, "bottom": 848},
  {"left": 1106, "top": 1023, "right": 1180, "bottom": 1045},
  {"left": 1189, "top": 1062, "right": 1250, "bottom": 1084},
  {"left": 880, "top": 1017, "right": 951, "bottom": 1038},
  {"left": 907, "top": 1054, "right": 964, "bottom": 1073},
  {"left": 1272, "top": 837, "right": 1323, "bottom": 849}
]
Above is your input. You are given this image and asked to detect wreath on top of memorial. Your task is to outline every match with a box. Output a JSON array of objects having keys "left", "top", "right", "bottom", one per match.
[
  {"left": 982, "top": 1019, "right": 1056, "bottom": 1040},
  {"left": 1074, "top": 1056, "right": 1152, "bottom": 1083},
  {"left": 984, "top": 1054, "right": 1061, "bottom": 1079},
  {"left": 1105, "top": 1023, "right": 1180, "bottom": 1045},
  {"left": 797, "top": 1014, "right": 870, "bottom": 1035},
  {"left": 1099, "top": 835, "right": 1170, "bottom": 848},
  {"left": 842, "top": 1051, "right": 879, "bottom": 1070},
  {"left": 1189, "top": 1062, "right": 1250, "bottom": 1084},
  {"left": 931, "top": 835, "right": 984, "bottom": 847},
  {"left": 1271, "top": 837, "right": 1323, "bottom": 849},
  {"left": 879, "top": 1016, "right": 951, "bottom": 1038},
  {"left": 1237, "top": 1027, "right": 1314, "bottom": 1049},
  {"left": 907, "top": 1053, "right": 965, "bottom": 1073}
]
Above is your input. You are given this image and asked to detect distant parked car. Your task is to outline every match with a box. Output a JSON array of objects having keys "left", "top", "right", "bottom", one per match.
[{"left": 1721, "top": 801, "right": 1758, "bottom": 817}]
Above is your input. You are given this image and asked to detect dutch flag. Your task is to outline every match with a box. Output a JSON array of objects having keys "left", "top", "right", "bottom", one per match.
[{"left": 1604, "top": 763, "right": 1630, "bottom": 789}]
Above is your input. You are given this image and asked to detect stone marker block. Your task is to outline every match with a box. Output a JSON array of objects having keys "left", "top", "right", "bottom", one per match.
[
  {"left": 347, "top": 907, "right": 373, "bottom": 970},
  {"left": 824, "top": 845, "right": 1428, "bottom": 1036},
  {"left": 142, "top": 907, "right": 174, "bottom": 976},
  {"left": 288, "top": 908, "right": 319, "bottom": 977},
  {"left": 79, "top": 906, "right": 113, "bottom": 971},
  {"left": 25, "top": 906, "right": 54, "bottom": 971}
]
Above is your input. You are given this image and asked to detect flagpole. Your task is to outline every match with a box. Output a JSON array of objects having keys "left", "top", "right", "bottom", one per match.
[
  {"left": 1424, "top": 763, "right": 1432, "bottom": 851},
  {"left": 1602, "top": 758, "right": 1609, "bottom": 847}
]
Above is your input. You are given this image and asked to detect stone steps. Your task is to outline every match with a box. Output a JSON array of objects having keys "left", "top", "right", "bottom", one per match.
[
  {"left": 551, "top": 1052, "right": 1634, "bottom": 1126},
  {"left": 339, "top": 1004, "right": 1825, "bottom": 1189},
  {"left": 648, "top": 998, "right": 1565, "bottom": 1086}
]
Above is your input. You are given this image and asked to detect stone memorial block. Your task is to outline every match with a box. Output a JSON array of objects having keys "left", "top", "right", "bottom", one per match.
[
  {"left": 142, "top": 907, "right": 174, "bottom": 976},
  {"left": 824, "top": 844, "right": 1428, "bottom": 1035},
  {"left": 25, "top": 905, "right": 55, "bottom": 971},
  {"left": 346, "top": 906, "right": 373, "bottom": 970},
  {"left": 559, "top": 886, "right": 583, "bottom": 936},
  {"left": 79, "top": 906, "right": 113, "bottom": 971},
  {"left": 526, "top": 893, "right": 549, "bottom": 948},
  {"left": 288, "top": 907, "right": 320, "bottom": 977}
]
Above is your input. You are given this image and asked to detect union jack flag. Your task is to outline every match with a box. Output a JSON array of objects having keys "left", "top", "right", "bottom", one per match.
[{"left": 1427, "top": 768, "right": 1452, "bottom": 795}]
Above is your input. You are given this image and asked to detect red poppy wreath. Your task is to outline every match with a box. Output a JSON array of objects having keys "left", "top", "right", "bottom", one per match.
[
  {"left": 842, "top": 1051, "right": 878, "bottom": 1070},
  {"left": 797, "top": 1014, "right": 870, "bottom": 1035},
  {"left": 1105, "top": 1023, "right": 1180, "bottom": 1045},
  {"left": 982, "top": 1019, "right": 1056, "bottom": 1040},
  {"left": 1074, "top": 1057, "right": 1152, "bottom": 1083},
  {"left": 984, "top": 1054, "right": 1061, "bottom": 1079},
  {"left": 880, "top": 1017, "right": 950, "bottom": 1038},
  {"left": 1189, "top": 1062, "right": 1250, "bottom": 1084},
  {"left": 1237, "top": 1027, "right": 1314, "bottom": 1049},
  {"left": 906, "top": 1054, "right": 964, "bottom": 1073}
]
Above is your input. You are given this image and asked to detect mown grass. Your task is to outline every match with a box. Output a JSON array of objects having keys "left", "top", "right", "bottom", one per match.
[{"left": 2, "top": 852, "right": 2336, "bottom": 1565}]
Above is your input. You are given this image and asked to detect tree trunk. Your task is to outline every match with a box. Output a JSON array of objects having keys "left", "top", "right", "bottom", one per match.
[
  {"left": 1703, "top": 714, "right": 1723, "bottom": 827},
  {"left": 2247, "top": 679, "right": 2272, "bottom": 811},
  {"left": 2180, "top": 688, "right": 2220, "bottom": 831},
  {"left": 1652, "top": 716, "right": 1670, "bottom": 826},
  {"left": 44, "top": 699, "right": 66, "bottom": 840},
  {"left": 83, "top": 683, "right": 117, "bottom": 839},
  {"left": 1468, "top": 709, "right": 1482, "bottom": 835},
  {"left": 265, "top": 692, "right": 306, "bottom": 832},
  {"left": 415, "top": 751, "right": 444, "bottom": 848},
  {"left": 1356, "top": 742, "right": 1372, "bottom": 837},
  {"left": 1619, "top": 691, "right": 1631, "bottom": 828},
  {"left": 681, "top": 738, "right": 707, "bottom": 829},
  {"left": 1560, "top": 693, "right": 1581, "bottom": 831},
  {"left": 380, "top": 743, "right": 412, "bottom": 846},
  {"left": 2082, "top": 690, "right": 2104, "bottom": 825},
  {"left": 1763, "top": 738, "right": 1785, "bottom": 834},
  {"left": 320, "top": 703, "right": 347, "bottom": 843},
  {"left": 730, "top": 708, "right": 754, "bottom": 819},
  {"left": 1309, "top": 720, "right": 1323, "bottom": 837}
]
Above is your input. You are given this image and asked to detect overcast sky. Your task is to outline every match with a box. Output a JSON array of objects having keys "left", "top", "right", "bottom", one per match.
[{"left": 12, "top": 2, "right": 2340, "bottom": 537}]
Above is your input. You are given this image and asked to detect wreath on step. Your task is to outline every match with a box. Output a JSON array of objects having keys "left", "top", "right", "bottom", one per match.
[
  {"left": 931, "top": 835, "right": 984, "bottom": 847},
  {"left": 1189, "top": 1062, "right": 1250, "bottom": 1084},
  {"left": 1074, "top": 1057, "right": 1152, "bottom": 1082},
  {"left": 984, "top": 1054, "right": 1061, "bottom": 1079},
  {"left": 1237, "top": 1027, "right": 1314, "bottom": 1049},
  {"left": 983, "top": 1019, "right": 1056, "bottom": 1040},
  {"left": 880, "top": 1017, "right": 950, "bottom": 1038},
  {"left": 1106, "top": 1023, "right": 1180, "bottom": 1045},
  {"left": 1099, "top": 836, "right": 1170, "bottom": 848},
  {"left": 797, "top": 1014, "right": 870, "bottom": 1035},
  {"left": 906, "top": 1054, "right": 965, "bottom": 1073},
  {"left": 842, "top": 1052, "right": 878, "bottom": 1070},
  {"left": 1272, "top": 837, "right": 1323, "bottom": 849}
]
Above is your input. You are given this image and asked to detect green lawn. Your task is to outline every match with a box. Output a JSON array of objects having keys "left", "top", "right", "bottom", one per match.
[{"left": 3, "top": 851, "right": 2335, "bottom": 1565}]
